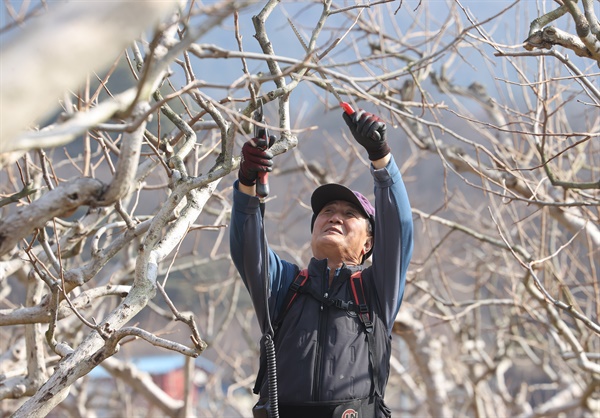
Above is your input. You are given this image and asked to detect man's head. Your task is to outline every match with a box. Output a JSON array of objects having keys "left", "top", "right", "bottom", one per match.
[{"left": 310, "top": 184, "right": 375, "bottom": 265}]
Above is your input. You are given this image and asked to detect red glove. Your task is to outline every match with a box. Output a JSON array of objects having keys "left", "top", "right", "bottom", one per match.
[{"left": 238, "top": 137, "right": 275, "bottom": 187}]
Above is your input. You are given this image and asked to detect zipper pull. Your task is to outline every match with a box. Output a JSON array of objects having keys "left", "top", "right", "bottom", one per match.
[{"left": 322, "top": 292, "right": 328, "bottom": 311}]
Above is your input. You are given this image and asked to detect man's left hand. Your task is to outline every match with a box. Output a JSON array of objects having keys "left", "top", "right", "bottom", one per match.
[{"left": 343, "top": 110, "right": 390, "bottom": 161}]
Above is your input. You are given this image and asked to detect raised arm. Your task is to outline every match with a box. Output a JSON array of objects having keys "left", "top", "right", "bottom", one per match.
[
  {"left": 371, "top": 156, "right": 413, "bottom": 331},
  {"left": 342, "top": 110, "right": 414, "bottom": 332},
  {"left": 230, "top": 138, "right": 297, "bottom": 333}
]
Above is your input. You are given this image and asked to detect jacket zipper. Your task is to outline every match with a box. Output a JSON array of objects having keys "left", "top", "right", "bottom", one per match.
[
  {"left": 312, "top": 266, "right": 331, "bottom": 401},
  {"left": 312, "top": 267, "right": 342, "bottom": 401}
]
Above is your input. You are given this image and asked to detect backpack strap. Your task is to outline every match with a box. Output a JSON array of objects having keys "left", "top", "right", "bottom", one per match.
[
  {"left": 349, "top": 271, "right": 382, "bottom": 398},
  {"left": 350, "top": 271, "right": 373, "bottom": 333},
  {"left": 274, "top": 268, "right": 309, "bottom": 329}
]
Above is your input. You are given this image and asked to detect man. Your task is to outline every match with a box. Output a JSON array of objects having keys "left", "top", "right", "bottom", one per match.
[{"left": 230, "top": 109, "right": 413, "bottom": 418}]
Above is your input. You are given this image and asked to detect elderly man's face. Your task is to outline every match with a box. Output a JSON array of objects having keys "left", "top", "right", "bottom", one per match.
[{"left": 311, "top": 200, "right": 372, "bottom": 265}]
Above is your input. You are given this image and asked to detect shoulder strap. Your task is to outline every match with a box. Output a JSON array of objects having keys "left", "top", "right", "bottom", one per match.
[
  {"left": 350, "top": 271, "right": 373, "bottom": 332},
  {"left": 274, "top": 268, "right": 310, "bottom": 328},
  {"left": 349, "top": 271, "right": 382, "bottom": 397}
]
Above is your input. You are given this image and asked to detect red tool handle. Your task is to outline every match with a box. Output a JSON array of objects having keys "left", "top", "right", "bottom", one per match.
[
  {"left": 257, "top": 172, "right": 269, "bottom": 198},
  {"left": 340, "top": 102, "right": 355, "bottom": 115},
  {"left": 255, "top": 133, "right": 270, "bottom": 199}
]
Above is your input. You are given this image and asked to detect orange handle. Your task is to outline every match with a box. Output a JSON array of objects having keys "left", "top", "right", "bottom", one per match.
[{"left": 340, "top": 102, "right": 355, "bottom": 115}]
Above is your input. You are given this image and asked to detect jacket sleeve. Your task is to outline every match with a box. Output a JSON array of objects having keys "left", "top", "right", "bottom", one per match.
[
  {"left": 370, "top": 155, "right": 414, "bottom": 333},
  {"left": 229, "top": 180, "right": 298, "bottom": 334}
]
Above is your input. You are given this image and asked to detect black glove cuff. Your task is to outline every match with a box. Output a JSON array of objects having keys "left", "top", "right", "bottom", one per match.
[
  {"left": 238, "top": 171, "right": 256, "bottom": 187},
  {"left": 367, "top": 142, "right": 391, "bottom": 161}
]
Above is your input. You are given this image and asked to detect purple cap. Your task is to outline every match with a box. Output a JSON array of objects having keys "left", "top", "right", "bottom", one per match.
[{"left": 310, "top": 183, "right": 375, "bottom": 262}]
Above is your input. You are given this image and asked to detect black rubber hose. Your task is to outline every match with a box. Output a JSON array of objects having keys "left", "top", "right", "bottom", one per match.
[
  {"left": 264, "top": 334, "right": 279, "bottom": 418},
  {"left": 260, "top": 201, "right": 279, "bottom": 418}
]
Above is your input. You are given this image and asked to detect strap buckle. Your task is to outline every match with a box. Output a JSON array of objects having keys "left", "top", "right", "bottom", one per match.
[
  {"left": 358, "top": 304, "right": 373, "bottom": 332},
  {"left": 334, "top": 299, "right": 351, "bottom": 310}
]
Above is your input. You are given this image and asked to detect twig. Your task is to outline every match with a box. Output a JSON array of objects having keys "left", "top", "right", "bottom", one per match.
[{"left": 0, "top": 182, "right": 37, "bottom": 208}]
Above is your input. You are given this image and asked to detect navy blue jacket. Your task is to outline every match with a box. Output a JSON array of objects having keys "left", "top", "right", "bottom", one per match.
[{"left": 230, "top": 155, "right": 413, "bottom": 404}]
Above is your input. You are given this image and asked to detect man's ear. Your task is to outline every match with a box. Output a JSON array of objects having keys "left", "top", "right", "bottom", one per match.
[{"left": 363, "top": 236, "right": 373, "bottom": 255}]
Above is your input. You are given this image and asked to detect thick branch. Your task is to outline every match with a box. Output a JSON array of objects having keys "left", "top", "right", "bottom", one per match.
[
  {"left": 0, "top": 178, "right": 105, "bottom": 257},
  {"left": 0, "top": 0, "right": 181, "bottom": 151},
  {"left": 393, "top": 311, "right": 453, "bottom": 418}
]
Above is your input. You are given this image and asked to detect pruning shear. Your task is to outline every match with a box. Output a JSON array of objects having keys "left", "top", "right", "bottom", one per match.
[
  {"left": 288, "top": 19, "right": 355, "bottom": 116},
  {"left": 253, "top": 100, "right": 270, "bottom": 199}
]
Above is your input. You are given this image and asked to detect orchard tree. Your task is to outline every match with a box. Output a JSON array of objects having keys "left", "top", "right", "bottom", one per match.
[{"left": 0, "top": 0, "right": 598, "bottom": 417}]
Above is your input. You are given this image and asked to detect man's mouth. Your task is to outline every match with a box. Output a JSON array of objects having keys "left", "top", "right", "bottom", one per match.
[{"left": 324, "top": 227, "right": 343, "bottom": 235}]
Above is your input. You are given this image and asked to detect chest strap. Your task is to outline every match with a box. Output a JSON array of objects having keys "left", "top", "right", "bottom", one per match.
[{"left": 277, "top": 269, "right": 364, "bottom": 323}]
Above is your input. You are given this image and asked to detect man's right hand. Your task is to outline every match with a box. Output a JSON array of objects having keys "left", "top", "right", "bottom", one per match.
[{"left": 238, "top": 137, "right": 275, "bottom": 187}]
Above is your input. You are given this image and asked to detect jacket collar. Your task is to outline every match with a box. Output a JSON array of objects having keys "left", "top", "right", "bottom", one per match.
[{"left": 307, "top": 258, "right": 364, "bottom": 288}]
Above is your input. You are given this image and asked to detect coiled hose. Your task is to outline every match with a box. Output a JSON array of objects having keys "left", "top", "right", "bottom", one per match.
[
  {"left": 260, "top": 201, "right": 279, "bottom": 418},
  {"left": 264, "top": 334, "right": 279, "bottom": 418}
]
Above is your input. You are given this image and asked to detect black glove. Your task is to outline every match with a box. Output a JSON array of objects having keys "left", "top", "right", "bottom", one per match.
[
  {"left": 343, "top": 110, "right": 390, "bottom": 161},
  {"left": 238, "top": 136, "right": 276, "bottom": 187}
]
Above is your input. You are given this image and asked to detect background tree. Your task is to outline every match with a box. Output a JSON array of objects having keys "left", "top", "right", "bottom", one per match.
[{"left": 0, "top": 0, "right": 598, "bottom": 417}]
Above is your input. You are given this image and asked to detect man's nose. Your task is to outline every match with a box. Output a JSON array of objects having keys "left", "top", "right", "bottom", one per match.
[{"left": 328, "top": 212, "right": 343, "bottom": 223}]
